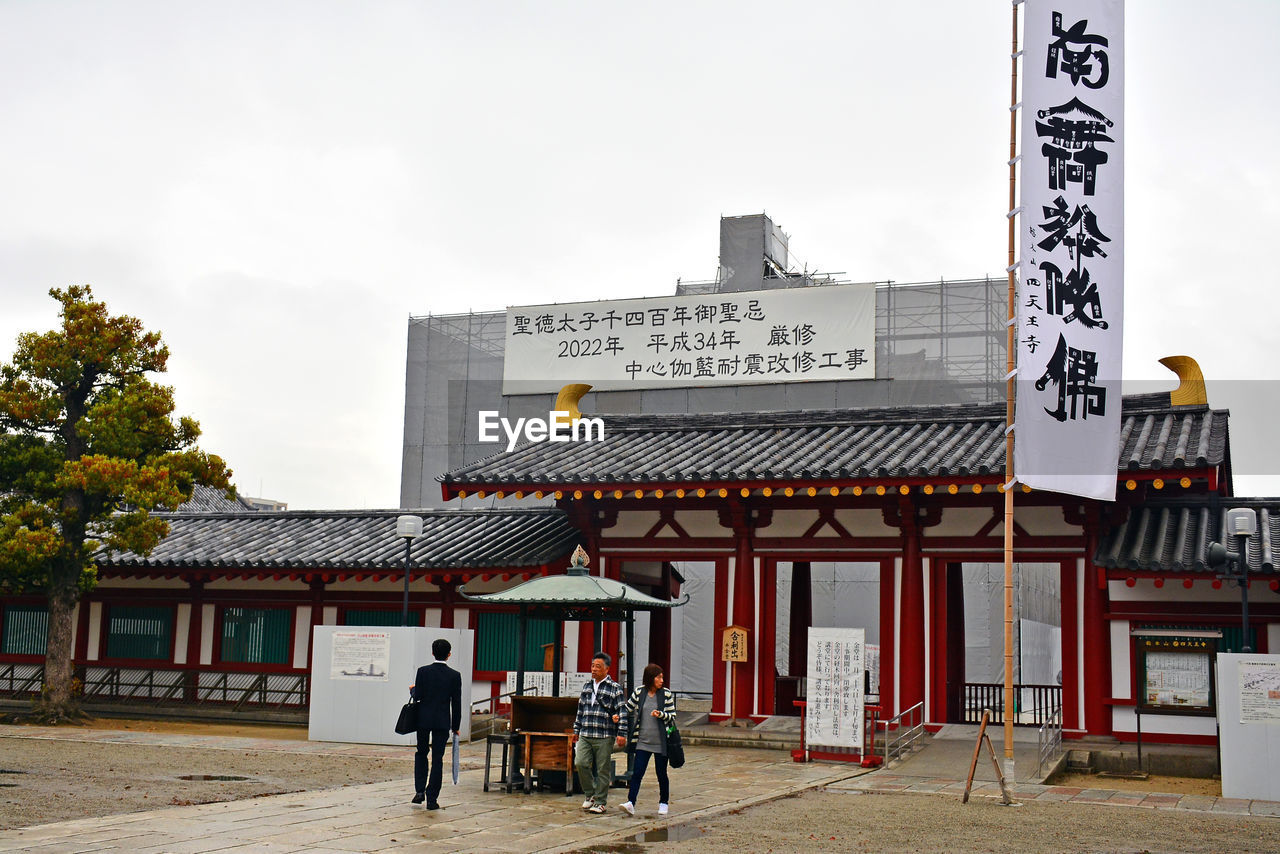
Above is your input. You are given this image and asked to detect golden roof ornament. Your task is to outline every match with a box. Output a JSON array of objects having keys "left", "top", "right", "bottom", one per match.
[{"left": 568, "top": 544, "right": 590, "bottom": 574}]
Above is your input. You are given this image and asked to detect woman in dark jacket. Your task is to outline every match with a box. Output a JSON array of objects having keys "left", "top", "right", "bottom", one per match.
[{"left": 617, "top": 663, "right": 677, "bottom": 816}]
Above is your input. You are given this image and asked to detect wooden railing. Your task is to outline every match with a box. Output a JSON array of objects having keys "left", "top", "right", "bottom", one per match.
[
  {"left": 962, "top": 682, "right": 1061, "bottom": 726},
  {"left": 0, "top": 664, "right": 308, "bottom": 712}
]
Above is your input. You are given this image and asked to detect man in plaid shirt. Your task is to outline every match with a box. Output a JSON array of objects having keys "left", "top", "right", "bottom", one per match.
[{"left": 573, "top": 652, "right": 625, "bottom": 813}]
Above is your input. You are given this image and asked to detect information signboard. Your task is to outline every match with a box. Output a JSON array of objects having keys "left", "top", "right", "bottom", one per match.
[
  {"left": 805, "top": 627, "right": 865, "bottom": 750},
  {"left": 503, "top": 283, "right": 876, "bottom": 393},
  {"left": 1136, "top": 635, "right": 1215, "bottom": 715},
  {"left": 721, "top": 625, "right": 749, "bottom": 662}
]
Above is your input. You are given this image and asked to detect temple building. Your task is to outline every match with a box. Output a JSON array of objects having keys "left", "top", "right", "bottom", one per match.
[{"left": 2, "top": 215, "right": 1275, "bottom": 747}]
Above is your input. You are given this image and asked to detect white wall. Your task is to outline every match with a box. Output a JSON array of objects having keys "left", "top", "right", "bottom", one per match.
[
  {"left": 1217, "top": 654, "right": 1280, "bottom": 800},
  {"left": 308, "top": 626, "right": 474, "bottom": 746}
]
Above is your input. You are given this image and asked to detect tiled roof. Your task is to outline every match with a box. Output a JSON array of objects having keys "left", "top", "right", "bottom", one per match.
[
  {"left": 1095, "top": 498, "right": 1278, "bottom": 575},
  {"left": 440, "top": 393, "right": 1228, "bottom": 492},
  {"left": 177, "top": 484, "right": 260, "bottom": 513},
  {"left": 96, "top": 507, "right": 581, "bottom": 571}
]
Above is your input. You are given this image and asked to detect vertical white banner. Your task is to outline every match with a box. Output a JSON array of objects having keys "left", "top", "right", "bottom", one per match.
[
  {"left": 1016, "top": 1, "right": 1124, "bottom": 501},
  {"left": 804, "top": 627, "right": 865, "bottom": 750}
]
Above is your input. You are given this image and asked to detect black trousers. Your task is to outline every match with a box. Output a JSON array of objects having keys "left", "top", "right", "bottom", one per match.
[{"left": 414, "top": 728, "right": 450, "bottom": 800}]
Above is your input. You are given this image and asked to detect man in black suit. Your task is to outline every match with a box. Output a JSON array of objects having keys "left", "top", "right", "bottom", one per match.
[{"left": 411, "top": 637, "right": 462, "bottom": 808}]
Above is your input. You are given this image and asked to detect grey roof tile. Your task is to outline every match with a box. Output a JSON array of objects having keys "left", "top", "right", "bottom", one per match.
[
  {"left": 96, "top": 507, "right": 580, "bottom": 572},
  {"left": 1095, "top": 498, "right": 1278, "bottom": 574},
  {"left": 440, "top": 393, "right": 1229, "bottom": 490}
]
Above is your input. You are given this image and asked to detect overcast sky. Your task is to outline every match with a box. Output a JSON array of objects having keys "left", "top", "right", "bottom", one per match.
[{"left": 3, "top": 1, "right": 1277, "bottom": 509}]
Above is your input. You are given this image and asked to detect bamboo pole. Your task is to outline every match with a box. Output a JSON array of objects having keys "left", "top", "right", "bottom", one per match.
[{"left": 1004, "top": 0, "right": 1020, "bottom": 768}]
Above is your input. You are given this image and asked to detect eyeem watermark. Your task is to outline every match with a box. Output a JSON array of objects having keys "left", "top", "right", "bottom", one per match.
[{"left": 478, "top": 411, "right": 605, "bottom": 452}]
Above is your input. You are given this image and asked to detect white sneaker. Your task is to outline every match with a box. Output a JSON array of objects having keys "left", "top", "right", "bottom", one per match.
[
  {"left": 658, "top": 803, "right": 669, "bottom": 816},
  {"left": 619, "top": 801, "right": 635, "bottom": 816},
  {"left": 582, "top": 799, "right": 594, "bottom": 810}
]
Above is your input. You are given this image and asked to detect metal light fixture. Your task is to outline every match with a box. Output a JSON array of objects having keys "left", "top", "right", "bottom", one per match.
[
  {"left": 1207, "top": 508, "right": 1258, "bottom": 652},
  {"left": 396, "top": 515, "right": 424, "bottom": 627}
]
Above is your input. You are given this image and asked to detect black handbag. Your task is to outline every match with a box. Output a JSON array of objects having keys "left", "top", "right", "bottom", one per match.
[
  {"left": 666, "top": 723, "right": 685, "bottom": 769},
  {"left": 395, "top": 699, "right": 418, "bottom": 735}
]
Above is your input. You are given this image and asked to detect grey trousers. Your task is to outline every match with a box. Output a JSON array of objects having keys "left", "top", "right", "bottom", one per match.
[{"left": 574, "top": 736, "right": 613, "bottom": 804}]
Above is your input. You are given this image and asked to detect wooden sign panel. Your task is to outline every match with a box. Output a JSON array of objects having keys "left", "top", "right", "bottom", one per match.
[{"left": 721, "top": 625, "right": 749, "bottom": 662}]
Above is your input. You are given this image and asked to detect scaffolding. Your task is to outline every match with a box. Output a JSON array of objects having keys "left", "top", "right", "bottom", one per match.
[{"left": 401, "top": 276, "right": 1007, "bottom": 508}]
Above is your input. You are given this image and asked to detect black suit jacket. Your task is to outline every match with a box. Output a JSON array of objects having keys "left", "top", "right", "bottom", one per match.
[{"left": 412, "top": 660, "right": 462, "bottom": 732}]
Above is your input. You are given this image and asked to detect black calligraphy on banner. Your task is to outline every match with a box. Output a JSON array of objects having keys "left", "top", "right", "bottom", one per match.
[
  {"left": 1035, "top": 333, "right": 1106, "bottom": 422},
  {"left": 1045, "top": 11, "right": 1110, "bottom": 88},
  {"left": 1035, "top": 97, "right": 1114, "bottom": 197},
  {"left": 1021, "top": 6, "right": 1119, "bottom": 425}
]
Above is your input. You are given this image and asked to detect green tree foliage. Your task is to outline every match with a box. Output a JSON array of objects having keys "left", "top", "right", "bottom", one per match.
[{"left": 0, "top": 286, "right": 231, "bottom": 721}]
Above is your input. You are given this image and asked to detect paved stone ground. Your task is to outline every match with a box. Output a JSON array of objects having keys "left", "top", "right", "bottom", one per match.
[
  {"left": 0, "top": 725, "right": 860, "bottom": 853},
  {"left": 2, "top": 723, "right": 1278, "bottom": 853}
]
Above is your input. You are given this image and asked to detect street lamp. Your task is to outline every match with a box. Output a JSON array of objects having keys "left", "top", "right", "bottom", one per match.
[
  {"left": 396, "top": 515, "right": 424, "bottom": 627},
  {"left": 1207, "top": 508, "right": 1258, "bottom": 652}
]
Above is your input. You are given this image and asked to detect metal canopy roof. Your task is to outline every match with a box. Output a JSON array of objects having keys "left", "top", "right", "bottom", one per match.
[
  {"left": 461, "top": 572, "right": 685, "bottom": 611},
  {"left": 461, "top": 546, "right": 687, "bottom": 618}
]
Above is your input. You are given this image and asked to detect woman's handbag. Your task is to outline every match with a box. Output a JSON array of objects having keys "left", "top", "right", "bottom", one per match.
[
  {"left": 395, "top": 698, "right": 419, "bottom": 735},
  {"left": 665, "top": 722, "right": 685, "bottom": 769}
]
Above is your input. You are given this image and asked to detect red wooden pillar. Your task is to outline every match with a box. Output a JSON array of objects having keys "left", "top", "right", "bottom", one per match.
[
  {"left": 603, "top": 555, "right": 622, "bottom": 671},
  {"left": 577, "top": 621, "right": 595, "bottom": 671},
  {"left": 878, "top": 558, "right": 897, "bottom": 716},
  {"left": 1059, "top": 559, "right": 1079, "bottom": 731},
  {"left": 788, "top": 561, "right": 811, "bottom": 677},
  {"left": 711, "top": 557, "right": 730, "bottom": 720},
  {"left": 184, "top": 580, "right": 205, "bottom": 701},
  {"left": 439, "top": 580, "right": 456, "bottom": 629},
  {"left": 944, "top": 563, "right": 966, "bottom": 723},
  {"left": 928, "top": 559, "right": 949, "bottom": 724},
  {"left": 730, "top": 514, "right": 758, "bottom": 719},
  {"left": 757, "top": 557, "right": 776, "bottom": 718},
  {"left": 306, "top": 578, "right": 325, "bottom": 669},
  {"left": 74, "top": 596, "right": 92, "bottom": 663},
  {"left": 648, "top": 563, "right": 673, "bottom": 675},
  {"left": 1081, "top": 511, "right": 1111, "bottom": 735},
  {"left": 898, "top": 504, "right": 926, "bottom": 713}
]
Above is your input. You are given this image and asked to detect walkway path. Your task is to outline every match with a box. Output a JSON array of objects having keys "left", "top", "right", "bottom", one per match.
[{"left": 2, "top": 724, "right": 1278, "bottom": 853}]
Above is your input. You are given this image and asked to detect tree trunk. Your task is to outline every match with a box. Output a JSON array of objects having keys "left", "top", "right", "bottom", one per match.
[{"left": 38, "top": 582, "right": 81, "bottom": 721}]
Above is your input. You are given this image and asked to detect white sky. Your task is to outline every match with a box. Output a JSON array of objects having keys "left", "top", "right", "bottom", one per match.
[{"left": 3, "top": 1, "right": 1277, "bottom": 509}]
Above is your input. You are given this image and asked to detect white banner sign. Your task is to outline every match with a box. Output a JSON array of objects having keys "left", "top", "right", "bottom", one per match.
[
  {"left": 505, "top": 670, "right": 593, "bottom": 697},
  {"left": 502, "top": 283, "right": 875, "bottom": 394},
  {"left": 1016, "top": 1, "right": 1124, "bottom": 501},
  {"left": 330, "top": 630, "right": 391, "bottom": 681},
  {"left": 805, "top": 627, "right": 865, "bottom": 750}
]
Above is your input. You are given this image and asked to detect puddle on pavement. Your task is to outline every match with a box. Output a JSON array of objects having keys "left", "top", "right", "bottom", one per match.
[
  {"left": 632, "top": 826, "right": 703, "bottom": 843},
  {"left": 176, "top": 774, "right": 255, "bottom": 782},
  {"left": 589, "top": 823, "right": 706, "bottom": 851}
]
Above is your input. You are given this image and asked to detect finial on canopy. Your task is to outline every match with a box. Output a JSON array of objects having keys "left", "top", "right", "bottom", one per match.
[{"left": 568, "top": 544, "right": 590, "bottom": 575}]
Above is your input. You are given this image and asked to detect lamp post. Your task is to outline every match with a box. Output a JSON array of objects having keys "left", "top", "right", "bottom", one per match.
[
  {"left": 396, "top": 515, "right": 424, "bottom": 627},
  {"left": 1207, "top": 508, "right": 1258, "bottom": 652}
]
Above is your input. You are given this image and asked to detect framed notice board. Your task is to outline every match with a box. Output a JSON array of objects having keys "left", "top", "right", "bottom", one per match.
[{"left": 1135, "top": 633, "right": 1217, "bottom": 716}]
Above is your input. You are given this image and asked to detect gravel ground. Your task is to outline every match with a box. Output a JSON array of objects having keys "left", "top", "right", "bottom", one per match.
[
  {"left": 568, "top": 789, "right": 1280, "bottom": 854},
  {"left": 0, "top": 721, "right": 410, "bottom": 831},
  {"left": 2, "top": 719, "right": 1276, "bottom": 852}
]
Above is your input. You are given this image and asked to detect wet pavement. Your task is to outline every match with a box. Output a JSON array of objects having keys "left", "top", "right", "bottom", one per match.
[{"left": 1, "top": 723, "right": 1277, "bottom": 852}]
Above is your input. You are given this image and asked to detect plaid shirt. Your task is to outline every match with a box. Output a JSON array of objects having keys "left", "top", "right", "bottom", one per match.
[{"left": 573, "top": 676, "right": 623, "bottom": 739}]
